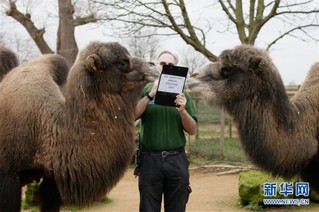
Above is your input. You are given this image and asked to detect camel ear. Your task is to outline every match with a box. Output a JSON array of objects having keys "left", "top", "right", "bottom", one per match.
[
  {"left": 248, "top": 57, "right": 263, "bottom": 71},
  {"left": 84, "top": 54, "right": 103, "bottom": 72}
]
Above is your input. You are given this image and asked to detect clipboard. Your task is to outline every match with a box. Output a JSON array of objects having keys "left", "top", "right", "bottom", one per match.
[{"left": 154, "top": 64, "right": 188, "bottom": 107}]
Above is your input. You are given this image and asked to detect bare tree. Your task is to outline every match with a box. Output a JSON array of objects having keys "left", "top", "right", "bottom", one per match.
[
  {"left": 123, "top": 29, "right": 160, "bottom": 61},
  {"left": 90, "top": 0, "right": 319, "bottom": 61},
  {"left": 12, "top": 35, "right": 40, "bottom": 62},
  {"left": 3, "top": 0, "right": 97, "bottom": 66},
  {"left": 218, "top": 0, "right": 319, "bottom": 50},
  {"left": 0, "top": 29, "right": 40, "bottom": 63},
  {"left": 179, "top": 46, "right": 209, "bottom": 75}
]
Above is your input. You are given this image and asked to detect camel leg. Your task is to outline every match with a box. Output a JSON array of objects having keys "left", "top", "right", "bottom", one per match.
[
  {"left": 0, "top": 170, "right": 21, "bottom": 212},
  {"left": 300, "top": 160, "right": 319, "bottom": 194},
  {"left": 38, "top": 177, "right": 61, "bottom": 212}
]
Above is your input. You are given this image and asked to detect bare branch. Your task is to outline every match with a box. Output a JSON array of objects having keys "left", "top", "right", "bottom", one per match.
[
  {"left": 91, "top": 0, "right": 218, "bottom": 61},
  {"left": 162, "top": 0, "right": 218, "bottom": 61},
  {"left": 89, "top": 0, "right": 319, "bottom": 61},
  {"left": 218, "top": 0, "right": 237, "bottom": 24},
  {"left": 74, "top": 14, "right": 97, "bottom": 27},
  {"left": 266, "top": 24, "right": 319, "bottom": 50},
  {"left": 6, "top": 1, "right": 53, "bottom": 54}
]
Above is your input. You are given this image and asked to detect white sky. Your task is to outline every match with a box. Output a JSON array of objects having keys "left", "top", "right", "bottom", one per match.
[{"left": 1, "top": 0, "right": 318, "bottom": 85}]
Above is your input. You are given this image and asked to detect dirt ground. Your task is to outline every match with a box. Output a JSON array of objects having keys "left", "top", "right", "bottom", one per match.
[
  {"left": 70, "top": 166, "right": 319, "bottom": 212},
  {"left": 75, "top": 167, "right": 243, "bottom": 212},
  {"left": 21, "top": 164, "right": 319, "bottom": 212},
  {"left": 65, "top": 167, "right": 319, "bottom": 212}
]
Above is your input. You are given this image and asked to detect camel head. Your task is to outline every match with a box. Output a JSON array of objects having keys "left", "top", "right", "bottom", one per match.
[
  {"left": 187, "top": 44, "right": 285, "bottom": 106},
  {"left": 126, "top": 57, "right": 159, "bottom": 83},
  {"left": 79, "top": 41, "right": 157, "bottom": 86}
]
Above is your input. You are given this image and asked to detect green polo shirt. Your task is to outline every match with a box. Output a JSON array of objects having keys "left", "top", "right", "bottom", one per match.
[{"left": 140, "top": 83, "right": 198, "bottom": 151}]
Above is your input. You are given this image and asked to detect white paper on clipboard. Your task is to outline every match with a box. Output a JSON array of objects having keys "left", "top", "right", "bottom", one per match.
[
  {"left": 157, "top": 74, "right": 186, "bottom": 94},
  {"left": 155, "top": 65, "right": 188, "bottom": 107}
]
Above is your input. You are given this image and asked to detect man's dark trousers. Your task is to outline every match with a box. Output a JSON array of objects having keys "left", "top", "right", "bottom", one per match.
[{"left": 138, "top": 151, "right": 191, "bottom": 212}]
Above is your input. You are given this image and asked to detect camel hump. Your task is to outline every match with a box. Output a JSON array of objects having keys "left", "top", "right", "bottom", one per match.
[
  {"left": 37, "top": 54, "right": 69, "bottom": 86},
  {"left": 1, "top": 53, "right": 68, "bottom": 86},
  {"left": 0, "top": 46, "right": 19, "bottom": 81}
]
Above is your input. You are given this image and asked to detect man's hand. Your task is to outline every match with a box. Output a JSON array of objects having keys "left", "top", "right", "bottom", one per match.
[
  {"left": 175, "top": 93, "right": 187, "bottom": 112},
  {"left": 149, "top": 79, "right": 158, "bottom": 98}
]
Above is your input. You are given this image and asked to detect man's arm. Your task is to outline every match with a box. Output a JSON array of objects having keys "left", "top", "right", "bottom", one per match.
[
  {"left": 179, "top": 109, "right": 197, "bottom": 135},
  {"left": 175, "top": 93, "right": 197, "bottom": 135},
  {"left": 134, "top": 96, "right": 151, "bottom": 120},
  {"left": 134, "top": 80, "right": 158, "bottom": 120}
]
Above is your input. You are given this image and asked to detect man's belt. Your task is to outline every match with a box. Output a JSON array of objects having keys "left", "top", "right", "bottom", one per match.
[{"left": 141, "top": 148, "right": 184, "bottom": 157}]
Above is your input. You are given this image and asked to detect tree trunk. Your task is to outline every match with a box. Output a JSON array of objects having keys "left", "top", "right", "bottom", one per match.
[{"left": 57, "top": 0, "right": 78, "bottom": 67}]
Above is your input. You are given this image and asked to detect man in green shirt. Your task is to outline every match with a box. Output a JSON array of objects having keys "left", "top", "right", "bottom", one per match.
[{"left": 134, "top": 50, "right": 198, "bottom": 212}]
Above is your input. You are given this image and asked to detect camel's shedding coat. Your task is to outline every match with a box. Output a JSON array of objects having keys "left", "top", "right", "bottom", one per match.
[
  {"left": 0, "top": 41, "right": 155, "bottom": 211},
  {"left": 188, "top": 44, "right": 319, "bottom": 193}
]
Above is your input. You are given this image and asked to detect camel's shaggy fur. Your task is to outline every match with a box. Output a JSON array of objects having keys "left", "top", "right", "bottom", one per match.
[
  {"left": 0, "top": 46, "right": 19, "bottom": 81},
  {"left": 0, "top": 41, "right": 156, "bottom": 211},
  {"left": 187, "top": 44, "right": 319, "bottom": 193}
]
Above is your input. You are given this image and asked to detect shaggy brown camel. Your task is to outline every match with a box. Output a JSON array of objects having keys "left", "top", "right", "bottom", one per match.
[
  {"left": 187, "top": 44, "right": 319, "bottom": 193},
  {"left": 0, "top": 41, "right": 157, "bottom": 211}
]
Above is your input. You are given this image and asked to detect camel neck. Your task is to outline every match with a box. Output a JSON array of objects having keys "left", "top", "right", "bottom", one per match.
[{"left": 227, "top": 90, "right": 317, "bottom": 178}]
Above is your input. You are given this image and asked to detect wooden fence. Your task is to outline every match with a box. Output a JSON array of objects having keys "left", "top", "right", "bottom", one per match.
[{"left": 188, "top": 85, "right": 300, "bottom": 158}]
